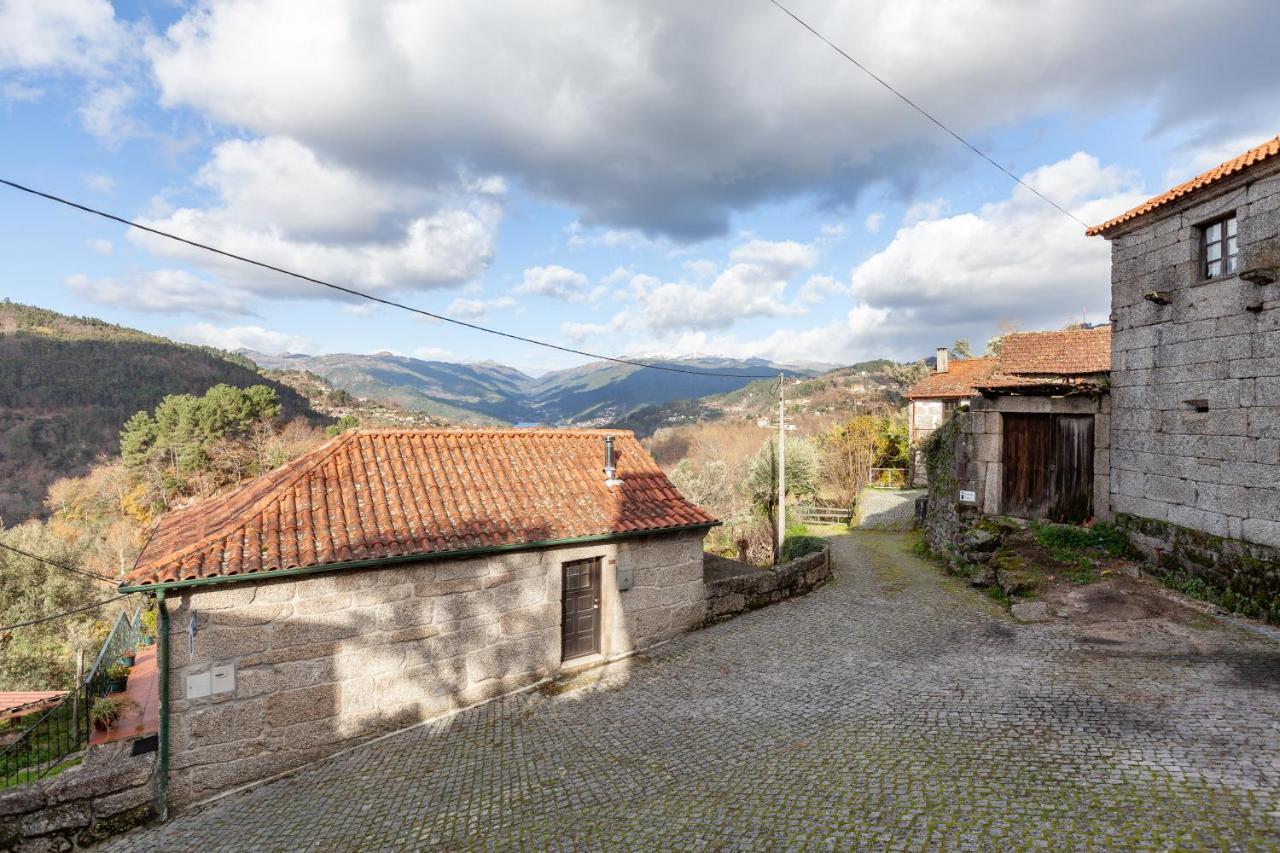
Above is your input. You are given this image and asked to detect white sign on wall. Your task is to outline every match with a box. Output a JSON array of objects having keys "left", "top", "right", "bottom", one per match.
[{"left": 958, "top": 489, "right": 977, "bottom": 503}]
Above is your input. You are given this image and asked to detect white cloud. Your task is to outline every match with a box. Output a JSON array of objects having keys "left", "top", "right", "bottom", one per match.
[
  {"left": 177, "top": 322, "right": 314, "bottom": 355},
  {"left": 847, "top": 152, "right": 1146, "bottom": 353},
  {"left": 66, "top": 269, "right": 251, "bottom": 316},
  {"left": 681, "top": 259, "right": 717, "bottom": 281},
  {"left": 84, "top": 172, "right": 114, "bottom": 192},
  {"left": 797, "top": 274, "right": 847, "bottom": 304},
  {"left": 445, "top": 295, "right": 516, "bottom": 320},
  {"left": 87, "top": 238, "right": 113, "bottom": 255},
  {"left": 864, "top": 212, "right": 884, "bottom": 233},
  {"left": 128, "top": 136, "right": 500, "bottom": 299},
  {"left": 144, "top": 1, "right": 1279, "bottom": 239},
  {"left": 1, "top": 81, "right": 42, "bottom": 102},
  {"left": 0, "top": 0, "right": 126, "bottom": 73},
  {"left": 562, "top": 238, "right": 814, "bottom": 340},
  {"left": 79, "top": 84, "right": 140, "bottom": 148},
  {"left": 517, "top": 264, "right": 592, "bottom": 301},
  {"left": 411, "top": 346, "right": 455, "bottom": 361},
  {"left": 902, "top": 198, "right": 950, "bottom": 227}
]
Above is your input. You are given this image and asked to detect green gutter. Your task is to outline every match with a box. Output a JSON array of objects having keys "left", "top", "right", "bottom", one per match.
[
  {"left": 155, "top": 588, "right": 170, "bottom": 821},
  {"left": 119, "top": 523, "right": 719, "bottom": 594}
]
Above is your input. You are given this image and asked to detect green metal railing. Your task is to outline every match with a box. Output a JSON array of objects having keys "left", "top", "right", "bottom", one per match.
[{"left": 0, "top": 606, "right": 141, "bottom": 788}]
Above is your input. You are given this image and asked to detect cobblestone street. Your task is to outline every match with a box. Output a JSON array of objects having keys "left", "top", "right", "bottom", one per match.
[{"left": 105, "top": 533, "right": 1280, "bottom": 850}]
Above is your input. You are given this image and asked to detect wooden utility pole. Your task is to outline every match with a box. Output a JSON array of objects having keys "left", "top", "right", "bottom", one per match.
[
  {"left": 72, "top": 649, "right": 84, "bottom": 739},
  {"left": 777, "top": 373, "right": 786, "bottom": 564}
]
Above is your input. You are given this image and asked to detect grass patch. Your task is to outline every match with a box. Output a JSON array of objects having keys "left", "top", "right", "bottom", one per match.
[
  {"left": 986, "top": 585, "right": 1010, "bottom": 606},
  {"left": 1030, "top": 521, "right": 1137, "bottom": 576}
]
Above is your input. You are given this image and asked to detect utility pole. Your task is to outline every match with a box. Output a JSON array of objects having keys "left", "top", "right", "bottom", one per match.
[{"left": 777, "top": 372, "right": 785, "bottom": 564}]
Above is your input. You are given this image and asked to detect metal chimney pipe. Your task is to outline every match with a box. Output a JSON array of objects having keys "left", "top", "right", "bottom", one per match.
[{"left": 603, "top": 435, "right": 622, "bottom": 487}]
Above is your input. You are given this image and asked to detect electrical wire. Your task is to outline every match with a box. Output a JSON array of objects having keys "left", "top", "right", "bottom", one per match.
[
  {"left": 0, "top": 540, "right": 116, "bottom": 583},
  {"left": 0, "top": 178, "right": 780, "bottom": 380},
  {"left": 766, "top": 0, "right": 1089, "bottom": 229},
  {"left": 0, "top": 594, "right": 131, "bottom": 633}
]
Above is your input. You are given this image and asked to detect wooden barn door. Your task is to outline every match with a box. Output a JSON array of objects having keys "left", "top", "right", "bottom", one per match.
[{"left": 1001, "top": 413, "right": 1094, "bottom": 523}]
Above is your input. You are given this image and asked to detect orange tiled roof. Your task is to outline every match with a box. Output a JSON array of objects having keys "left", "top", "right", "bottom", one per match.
[
  {"left": 0, "top": 691, "right": 66, "bottom": 720},
  {"left": 904, "top": 357, "right": 998, "bottom": 400},
  {"left": 1087, "top": 135, "right": 1280, "bottom": 236},
  {"left": 123, "top": 429, "right": 716, "bottom": 588},
  {"left": 993, "top": 326, "right": 1111, "bottom": 375}
]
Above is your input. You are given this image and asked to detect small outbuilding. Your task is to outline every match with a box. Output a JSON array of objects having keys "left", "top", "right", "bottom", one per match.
[
  {"left": 119, "top": 428, "right": 717, "bottom": 811},
  {"left": 920, "top": 327, "right": 1112, "bottom": 526}
]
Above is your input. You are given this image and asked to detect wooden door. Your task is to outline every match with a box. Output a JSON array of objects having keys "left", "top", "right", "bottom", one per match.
[
  {"left": 561, "top": 557, "right": 601, "bottom": 661},
  {"left": 1001, "top": 413, "right": 1094, "bottom": 523}
]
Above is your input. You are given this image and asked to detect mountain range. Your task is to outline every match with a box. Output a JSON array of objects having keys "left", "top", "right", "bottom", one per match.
[{"left": 243, "top": 351, "right": 815, "bottom": 425}]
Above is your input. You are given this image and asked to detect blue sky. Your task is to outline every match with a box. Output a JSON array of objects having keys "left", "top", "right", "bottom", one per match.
[{"left": 2, "top": 1, "right": 1277, "bottom": 375}]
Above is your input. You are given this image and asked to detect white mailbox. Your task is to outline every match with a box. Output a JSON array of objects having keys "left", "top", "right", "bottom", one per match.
[
  {"left": 185, "top": 670, "right": 212, "bottom": 699},
  {"left": 210, "top": 663, "right": 236, "bottom": 695}
]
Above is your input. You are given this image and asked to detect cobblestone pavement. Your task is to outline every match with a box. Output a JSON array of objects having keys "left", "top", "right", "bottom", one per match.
[{"left": 105, "top": 533, "right": 1280, "bottom": 851}]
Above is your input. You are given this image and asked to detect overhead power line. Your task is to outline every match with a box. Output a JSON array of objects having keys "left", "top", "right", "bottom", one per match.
[
  {"left": 0, "top": 594, "right": 131, "bottom": 633},
  {"left": 766, "top": 0, "right": 1089, "bottom": 229},
  {"left": 0, "top": 178, "right": 779, "bottom": 380},
  {"left": 0, "top": 540, "right": 116, "bottom": 584}
]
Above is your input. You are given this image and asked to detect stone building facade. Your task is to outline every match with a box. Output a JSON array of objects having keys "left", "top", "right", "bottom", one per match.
[
  {"left": 119, "top": 429, "right": 719, "bottom": 811},
  {"left": 914, "top": 327, "right": 1112, "bottom": 527},
  {"left": 1088, "top": 135, "right": 1280, "bottom": 620},
  {"left": 161, "top": 530, "right": 705, "bottom": 809},
  {"left": 954, "top": 393, "right": 1111, "bottom": 523}
]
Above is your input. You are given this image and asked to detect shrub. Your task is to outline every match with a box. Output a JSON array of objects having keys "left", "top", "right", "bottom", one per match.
[
  {"left": 780, "top": 534, "right": 824, "bottom": 563},
  {"left": 105, "top": 663, "right": 131, "bottom": 681},
  {"left": 90, "top": 695, "right": 136, "bottom": 730},
  {"left": 139, "top": 608, "right": 157, "bottom": 638}
]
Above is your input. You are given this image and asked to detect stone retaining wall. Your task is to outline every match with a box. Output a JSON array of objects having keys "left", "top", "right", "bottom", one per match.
[
  {"left": 164, "top": 530, "right": 707, "bottom": 810},
  {"left": 704, "top": 548, "right": 831, "bottom": 621},
  {"left": 0, "top": 738, "right": 156, "bottom": 851}
]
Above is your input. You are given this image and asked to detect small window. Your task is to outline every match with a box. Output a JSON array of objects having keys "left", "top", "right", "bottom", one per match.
[{"left": 1202, "top": 214, "right": 1239, "bottom": 279}]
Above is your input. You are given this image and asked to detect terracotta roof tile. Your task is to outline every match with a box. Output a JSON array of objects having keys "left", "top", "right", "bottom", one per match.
[
  {"left": 1087, "top": 135, "right": 1280, "bottom": 236},
  {"left": 125, "top": 429, "right": 716, "bottom": 589},
  {"left": 904, "top": 357, "right": 998, "bottom": 400},
  {"left": 993, "top": 327, "right": 1111, "bottom": 375}
]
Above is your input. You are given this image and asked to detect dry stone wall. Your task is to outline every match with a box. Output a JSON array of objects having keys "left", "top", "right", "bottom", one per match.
[
  {"left": 1106, "top": 158, "right": 1280, "bottom": 618},
  {"left": 703, "top": 548, "right": 830, "bottom": 621},
  {"left": 0, "top": 737, "right": 156, "bottom": 851},
  {"left": 163, "top": 530, "right": 706, "bottom": 810}
]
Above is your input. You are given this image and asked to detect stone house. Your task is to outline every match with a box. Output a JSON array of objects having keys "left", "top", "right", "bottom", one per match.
[
  {"left": 1087, "top": 134, "right": 1280, "bottom": 620},
  {"left": 957, "top": 327, "right": 1112, "bottom": 524},
  {"left": 118, "top": 428, "right": 717, "bottom": 811},
  {"left": 905, "top": 348, "right": 997, "bottom": 485}
]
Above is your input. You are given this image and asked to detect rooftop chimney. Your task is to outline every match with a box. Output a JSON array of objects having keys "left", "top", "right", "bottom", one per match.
[
  {"left": 603, "top": 435, "right": 623, "bottom": 487},
  {"left": 936, "top": 347, "right": 949, "bottom": 374}
]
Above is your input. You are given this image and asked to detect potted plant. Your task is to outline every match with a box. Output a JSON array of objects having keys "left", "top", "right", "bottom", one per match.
[
  {"left": 105, "top": 663, "right": 131, "bottom": 693},
  {"left": 138, "top": 609, "right": 157, "bottom": 647},
  {"left": 90, "top": 696, "right": 136, "bottom": 732},
  {"left": 117, "top": 649, "right": 136, "bottom": 667}
]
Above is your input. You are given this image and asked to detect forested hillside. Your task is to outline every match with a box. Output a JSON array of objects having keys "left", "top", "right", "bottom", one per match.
[{"left": 0, "top": 300, "right": 322, "bottom": 521}]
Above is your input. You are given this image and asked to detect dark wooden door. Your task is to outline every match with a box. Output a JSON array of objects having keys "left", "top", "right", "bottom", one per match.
[
  {"left": 1001, "top": 413, "right": 1094, "bottom": 523},
  {"left": 561, "top": 557, "right": 601, "bottom": 661}
]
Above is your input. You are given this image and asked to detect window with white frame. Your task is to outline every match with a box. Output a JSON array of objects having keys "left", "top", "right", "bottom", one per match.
[{"left": 1202, "top": 214, "right": 1238, "bottom": 279}]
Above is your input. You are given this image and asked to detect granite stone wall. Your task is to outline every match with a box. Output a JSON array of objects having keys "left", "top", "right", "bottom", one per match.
[
  {"left": 703, "top": 548, "right": 830, "bottom": 621},
  {"left": 1105, "top": 157, "right": 1280, "bottom": 616},
  {"left": 0, "top": 737, "right": 156, "bottom": 850},
  {"left": 163, "top": 530, "right": 707, "bottom": 810},
  {"left": 961, "top": 394, "right": 1111, "bottom": 522}
]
